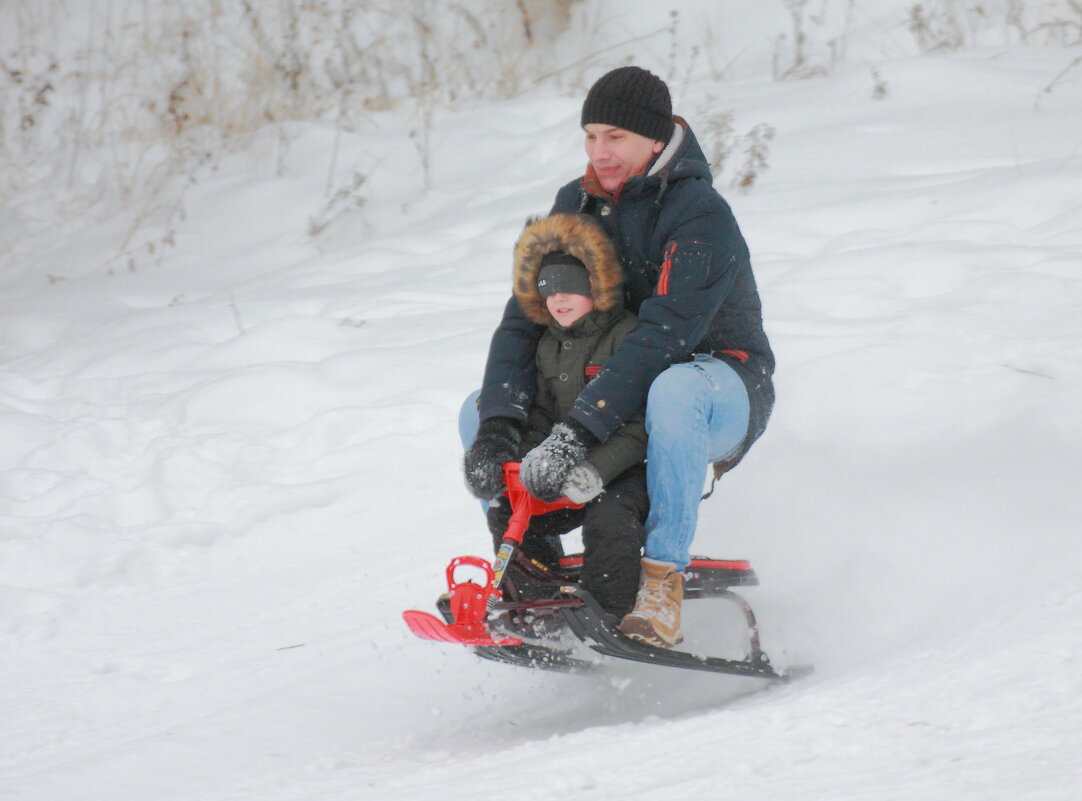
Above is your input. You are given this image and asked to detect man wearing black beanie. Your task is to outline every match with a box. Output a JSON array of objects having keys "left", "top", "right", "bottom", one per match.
[{"left": 466, "top": 65, "right": 774, "bottom": 650}]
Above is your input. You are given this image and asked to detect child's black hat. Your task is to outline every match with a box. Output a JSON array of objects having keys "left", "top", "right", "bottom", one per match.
[{"left": 537, "top": 252, "right": 592, "bottom": 299}]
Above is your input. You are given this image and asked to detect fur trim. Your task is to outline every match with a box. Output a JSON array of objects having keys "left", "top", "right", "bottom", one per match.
[{"left": 513, "top": 213, "right": 623, "bottom": 325}]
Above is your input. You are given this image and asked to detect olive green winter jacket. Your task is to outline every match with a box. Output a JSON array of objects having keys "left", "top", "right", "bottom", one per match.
[
  {"left": 511, "top": 214, "right": 647, "bottom": 485},
  {"left": 522, "top": 309, "right": 645, "bottom": 484}
]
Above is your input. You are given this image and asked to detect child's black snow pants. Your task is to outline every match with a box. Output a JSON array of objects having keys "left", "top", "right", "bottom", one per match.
[{"left": 486, "top": 464, "right": 648, "bottom": 617}]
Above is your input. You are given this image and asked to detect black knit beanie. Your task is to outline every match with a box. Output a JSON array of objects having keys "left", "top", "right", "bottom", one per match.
[
  {"left": 581, "top": 66, "right": 674, "bottom": 143},
  {"left": 537, "top": 252, "right": 592, "bottom": 299}
]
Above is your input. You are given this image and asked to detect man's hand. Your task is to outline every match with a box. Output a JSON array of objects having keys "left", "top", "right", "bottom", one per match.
[
  {"left": 463, "top": 417, "right": 521, "bottom": 500},
  {"left": 520, "top": 421, "right": 599, "bottom": 502}
]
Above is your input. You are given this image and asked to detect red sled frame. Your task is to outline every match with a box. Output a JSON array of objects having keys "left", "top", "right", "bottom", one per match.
[{"left": 403, "top": 462, "right": 581, "bottom": 647}]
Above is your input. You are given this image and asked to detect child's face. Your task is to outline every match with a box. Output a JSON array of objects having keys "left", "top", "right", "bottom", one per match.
[{"left": 546, "top": 292, "right": 594, "bottom": 327}]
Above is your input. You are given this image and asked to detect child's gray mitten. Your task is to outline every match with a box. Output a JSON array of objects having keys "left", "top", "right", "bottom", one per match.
[
  {"left": 520, "top": 420, "right": 598, "bottom": 502},
  {"left": 561, "top": 462, "right": 604, "bottom": 504}
]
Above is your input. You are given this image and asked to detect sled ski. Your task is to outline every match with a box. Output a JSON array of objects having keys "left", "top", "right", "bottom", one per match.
[
  {"left": 403, "top": 463, "right": 806, "bottom": 680},
  {"left": 559, "top": 586, "right": 782, "bottom": 679}
]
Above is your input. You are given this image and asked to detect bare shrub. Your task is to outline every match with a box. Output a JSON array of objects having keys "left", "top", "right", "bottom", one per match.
[
  {"left": 772, "top": 0, "right": 857, "bottom": 81},
  {"left": 0, "top": 0, "right": 566, "bottom": 272},
  {"left": 870, "top": 66, "right": 889, "bottom": 99},
  {"left": 308, "top": 170, "right": 368, "bottom": 238},
  {"left": 1024, "top": 0, "right": 1082, "bottom": 44},
  {"left": 732, "top": 124, "right": 776, "bottom": 194},
  {"left": 696, "top": 104, "right": 776, "bottom": 193},
  {"left": 908, "top": 0, "right": 1082, "bottom": 51},
  {"left": 908, "top": 3, "right": 968, "bottom": 51},
  {"left": 697, "top": 108, "right": 737, "bottom": 178}
]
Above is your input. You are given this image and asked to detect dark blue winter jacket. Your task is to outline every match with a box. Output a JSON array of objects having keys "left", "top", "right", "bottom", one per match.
[{"left": 479, "top": 117, "right": 774, "bottom": 458}]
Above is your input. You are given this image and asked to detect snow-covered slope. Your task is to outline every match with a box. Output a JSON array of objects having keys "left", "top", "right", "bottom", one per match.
[{"left": 2, "top": 4, "right": 1081, "bottom": 799}]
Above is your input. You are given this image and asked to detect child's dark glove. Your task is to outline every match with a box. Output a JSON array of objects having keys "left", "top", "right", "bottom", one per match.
[
  {"left": 463, "top": 417, "right": 521, "bottom": 500},
  {"left": 520, "top": 420, "right": 599, "bottom": 502},
  {"left": 561, "top": 461, "right": 604, "bottom": 504}
]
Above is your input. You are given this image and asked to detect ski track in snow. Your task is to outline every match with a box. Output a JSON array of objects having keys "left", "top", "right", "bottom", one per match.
[{"left": 2, "top": 31, "right": 1082, "bottom": 801}]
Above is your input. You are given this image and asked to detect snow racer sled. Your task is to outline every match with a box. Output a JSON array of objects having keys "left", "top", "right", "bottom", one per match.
[{"left": 404, "top": 463, "right": 799, "bottom": 679}]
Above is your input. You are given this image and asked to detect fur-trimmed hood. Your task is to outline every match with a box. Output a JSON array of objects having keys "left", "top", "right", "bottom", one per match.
[{"left": 512, "top": 213, "right": 623, "bottom": 326}]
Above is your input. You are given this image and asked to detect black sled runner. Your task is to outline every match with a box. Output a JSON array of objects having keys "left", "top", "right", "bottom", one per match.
[{"left": 404, "top": 464, "right": 806, "bottom": 680}]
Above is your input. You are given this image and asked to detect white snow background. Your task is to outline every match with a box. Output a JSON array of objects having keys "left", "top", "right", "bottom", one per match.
[{"left": 2, "top": 1, "right": 1081, "bottom": 799}]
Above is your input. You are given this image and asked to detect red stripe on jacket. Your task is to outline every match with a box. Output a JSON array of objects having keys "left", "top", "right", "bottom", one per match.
[{"left": 657, "top": 242, "right": 677, "bottom": 296}]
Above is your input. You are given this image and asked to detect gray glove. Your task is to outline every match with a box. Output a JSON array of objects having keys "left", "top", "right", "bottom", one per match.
[
  {"left": 519, "top": 420, "right": 599, "bottom": 502},
  {"left": 561, "top": 462, "right": 604, "bottom": 504}
]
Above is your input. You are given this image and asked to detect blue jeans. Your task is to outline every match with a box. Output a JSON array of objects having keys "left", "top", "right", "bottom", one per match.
[
  {"left": 642, "top": 355, "right": 749, "bottom": 569},
  {"left": 458, "top": 355, "right": 750, "bottom": 571}
]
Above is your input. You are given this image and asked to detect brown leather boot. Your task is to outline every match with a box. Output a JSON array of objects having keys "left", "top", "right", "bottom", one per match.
[{"left": 618, "top": 558, "right": 684, "bottom": 647}]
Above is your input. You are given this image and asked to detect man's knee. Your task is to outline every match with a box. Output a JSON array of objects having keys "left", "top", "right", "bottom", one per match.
[
  {"left": 645, "top": 364, "right": 707, "bottom": 439},
  {"left": 645, "top": 360, "right": 750, "bottom": 461},
  {"left": 647, "top": 363, "right": 704, "bottom": 409}
]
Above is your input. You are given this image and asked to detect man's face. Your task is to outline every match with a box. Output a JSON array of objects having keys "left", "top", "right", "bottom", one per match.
[{"left": 584, "top": 124, "right": 665, "bottom": 193}]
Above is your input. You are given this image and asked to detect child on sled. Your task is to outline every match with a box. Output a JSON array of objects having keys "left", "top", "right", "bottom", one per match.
[{"left": 462, "top": 214, "right": 647, "bottom": 618}]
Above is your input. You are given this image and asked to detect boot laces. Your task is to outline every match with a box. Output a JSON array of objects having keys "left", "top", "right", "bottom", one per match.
[
  {"left": 637, "top": 576, "right": 667, "bottom": 607},
  {"left": 632, "top": 574, "right": 679, "bottom": 624}
]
